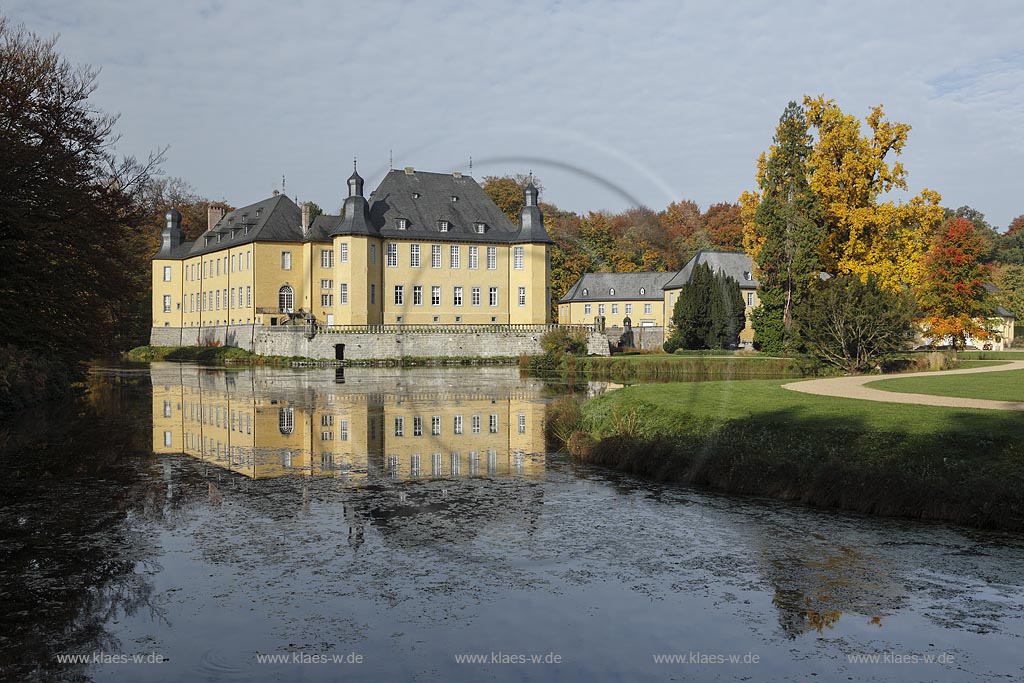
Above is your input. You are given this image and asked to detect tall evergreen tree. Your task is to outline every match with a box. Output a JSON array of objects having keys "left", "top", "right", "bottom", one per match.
[
  {"left": 665, "top": 264, "right": 746, "bottom": 351},
  {"left": 750, "top": 102, "right": 824, "bottom": 352}
]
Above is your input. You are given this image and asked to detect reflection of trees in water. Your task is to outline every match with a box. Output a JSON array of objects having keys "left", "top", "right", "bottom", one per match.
[
  {"left": 768, "top": 544, "right": 901, "bottom": 639},
  {"left": 0, "top": 372, "right": 209, "bottom": 682}
]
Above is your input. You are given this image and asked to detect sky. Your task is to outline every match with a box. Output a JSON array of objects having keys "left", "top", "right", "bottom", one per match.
[{"left": 7, "top": 0, "right": 1024, "bottom": 229}]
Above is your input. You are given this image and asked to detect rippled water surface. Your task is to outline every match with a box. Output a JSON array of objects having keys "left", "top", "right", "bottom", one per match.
[{"left": 1, "top": 363, "right": 1022, "bottom": 682}]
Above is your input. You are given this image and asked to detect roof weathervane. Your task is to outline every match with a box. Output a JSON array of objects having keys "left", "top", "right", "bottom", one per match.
[
  {"left": 281, "top": 174, "right": 286, "bottom": 195},
  {"left": 469, "top": 155, "right": 473, "bottom": 174},
  {"left": 389, "top": 149, "right": 393, "bottom": 170}
]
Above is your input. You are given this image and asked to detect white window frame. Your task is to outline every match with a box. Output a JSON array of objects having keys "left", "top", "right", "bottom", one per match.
[
  {"left": 163, "top": 266, "right": 172, "bottom": 282},
  {"left": 644, "top": 304, "right": 652, "bottom": 314},
  {"left": 518, "top": 287, "right": 526, "bottom": 307},
  {"left": 489, "top": 286, "right": 498, "bottom": 307},
  {"left": 468, "top": 246, "right": 478, "bottom": 269},
  {"left": 513, "top": 246, "right": 524, "bottom": 270},
  {"left": 340, "top": 243, "right": 349, "bottom": 263},
  {"left": 453, "top": 415, "right": 463, "bottom": 435},
  {"left": 281, "top": 251, "right": 292, "bottom": 270},
  {"left": 431, "top": 286, "right": 441, "bottom": 306},
  {"left": 340, "top": 283, "right": 349, "bottom": 305},
  {"left": 486, "top": 246, "right": 497, "bottom": 270},
  {"left": 386, "top": 242, "right": 398, "bottom": 267},
  {"left": 584, "top": 304, "right": 592, "bottom": 315},
  {"left": 431, "top": 416, "right": 441, "bottom": 436},
  {"left": 450, "top": 245, "right": 460, "bottom": 269},
  {"left": 453, "top": 286, "right": 463, "bottom": 307},
  {"left": 395, "top": 417, "right": 405, "bottom": 437},
  {"left": 321, "top": 249, "right": 334, "bottom": 268},
  {"left": 410, "top": 243, "right": 421, "bottom": 268},
  {"left": 394, "top": 285, "right": 404, "bottom": 305},
  {"left": 431, "top": 244, "right": 442, "bottom": 269},
  {"left": 163, "top": 295, "right": 171, "bottom": 313},
  {"left": 413, "top": 285, "right": 423, "bottom": 306},
  {"left": 471, "top": 287, "right": 481, "bottom": 306}
]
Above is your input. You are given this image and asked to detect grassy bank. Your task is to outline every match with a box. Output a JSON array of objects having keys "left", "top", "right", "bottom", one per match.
[
  {"left": 867, "top": 367, "right": 1024, "bottom": 402},
  {"left": 528, "top": 353, "right": 824, "bottom": 383},
  {"left": 124, "top": 345, "right": 320, "bottom": 365},
  {"left": 555, "top": 379, "right": 1024, "bottom": 531}
]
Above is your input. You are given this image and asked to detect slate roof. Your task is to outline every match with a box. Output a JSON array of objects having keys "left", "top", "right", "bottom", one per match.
[
  {"left": 154, "top": 170, "right": 551, "bottom": 261},
  {"left": 155, "top": 194, "right": 303, "bottom": 260},
  {"left": 663, "top": 251, "right": 758, "bottom": 290},
  {"left": 558, "top": 272, "right": 675, "bottom": 303}
]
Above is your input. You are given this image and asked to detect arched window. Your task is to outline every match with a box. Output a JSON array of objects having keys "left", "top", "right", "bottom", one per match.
[
  {"left": 609, "top": 288, "right": 615, "bottom": 296},
  {"left": 582, "top": 288, "right": 588, "bottom": 296},
  {"left": 743, "top": 271, "right": 752, "bottom": 281},
  {"left": 639, "top": 287, "right": 646, "bottom": 295},
  {"left": 279, "top": 407, "right": 294, "bottom": 434},
  {"left": 278, "top": 285, "right": 294, "bottom": 312}
]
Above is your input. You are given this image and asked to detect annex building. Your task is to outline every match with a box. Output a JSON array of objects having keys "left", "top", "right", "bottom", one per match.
[
  {"left": 151, "top": 166, "right": 553, "bottom": 339},
  {"left": 558, "top": 251, "right": 760, "bottom": 346}
]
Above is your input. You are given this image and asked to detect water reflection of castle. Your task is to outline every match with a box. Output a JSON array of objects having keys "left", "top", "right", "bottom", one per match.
[{"left": 151, "top": 364, "right": 547, "bottom": 480}]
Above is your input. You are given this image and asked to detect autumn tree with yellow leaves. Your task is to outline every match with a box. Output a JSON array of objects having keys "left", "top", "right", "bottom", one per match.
[{"left": 743, "top": 96, "right": 945, "bottom": 293}]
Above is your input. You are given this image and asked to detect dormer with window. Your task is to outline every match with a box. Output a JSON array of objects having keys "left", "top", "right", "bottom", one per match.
[
  {"left": 582, "top": 288, "right": 588, "bottom": 296},
  {"left": 640, "top": 287, "right": 646, "bottom": 295},
  {"left": 438, "top": 220, "right": 450, "bottom": 232},
  {"left": 412, "top": 192, "right": 421, "bottom": 199},
  {"left": 473, "top": 222, "right": 486, "bottom": 234},
  {"left": 609, "top": 287, "right": 615, "bottom": 296},
  {"left": 396, "top": 218, "right": 408, "bottom": 230},
  {"left": 450, "top": 195, "right": 458, "bottom": 203},
  {"left": 743, "top": 271, "right": 753, "bottom": 281}
]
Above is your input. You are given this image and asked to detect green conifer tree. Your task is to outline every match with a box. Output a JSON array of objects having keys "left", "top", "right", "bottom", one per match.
[{"left": 752, "top": 101, "right": 825, "bottom": 352}]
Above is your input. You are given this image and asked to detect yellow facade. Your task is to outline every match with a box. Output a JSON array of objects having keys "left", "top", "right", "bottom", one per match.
[
  {"left": 151, "top": 365, "right": 547, "bottom": 481},
  {"left": 559, "top": 298, "right": 665, "bottom": 328}
]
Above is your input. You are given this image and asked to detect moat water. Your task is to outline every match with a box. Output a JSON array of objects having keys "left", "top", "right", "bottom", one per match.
[{"left": 1, "top": 364, "right": 1022, "bottom": 682}]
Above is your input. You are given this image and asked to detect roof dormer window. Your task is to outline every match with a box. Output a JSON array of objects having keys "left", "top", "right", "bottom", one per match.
[
  {"left": 230, "top": 229, "right": 236, "bottom": 239},
  {"left": 450, "top": 196, "right": 458, "bottom": 202},
  {"left": 743, "top": 271, "right": 752, "bottom": 281},
  {"left": 474, "top": 222, "right": 486, "bottom": 234},
  {"left": 396, "top": 218, "right": 408, "bottom": 230},
  {"left": 255, "top": 209, "right": 261, "bottom": 217},
  {"left": 582, "top": 288, "right": 588, "bottom": 296},
  {"left": 204, "top": 237, "right": 210, "bottom": 246},
  {"left": 412, "top": 192, "right": 421, "bottom": 199},
  {"left": 216, "top": 234, "right": 222, "bottom": 243},
  {"left": 640, "top": 287, "right": 646, "bottom": 295},
  {"left": 244, "top": 226, "right": 250, "bottom": 235},
  {"left": 438, "top": 220, "right": 450, "bottom": 232},
  {"left": 609, "top": 287, "right": 616, "bottom": 296}
]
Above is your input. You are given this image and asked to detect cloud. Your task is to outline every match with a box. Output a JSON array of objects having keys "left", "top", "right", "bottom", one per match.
[{"left": 5, "top": 0, "right": 1024, "bottom": 227}]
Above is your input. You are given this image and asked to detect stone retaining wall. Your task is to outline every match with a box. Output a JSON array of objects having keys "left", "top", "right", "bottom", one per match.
[
  {"left": 605, "top": 326, "right": 665, "bottom": 351},
  {"left": 150, "top": 326, "right": 610, "bottom": 359}
]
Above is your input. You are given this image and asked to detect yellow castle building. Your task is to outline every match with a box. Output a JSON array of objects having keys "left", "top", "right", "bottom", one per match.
[{"left": 151, "top": 166, "right": 553, "bottom": 339}]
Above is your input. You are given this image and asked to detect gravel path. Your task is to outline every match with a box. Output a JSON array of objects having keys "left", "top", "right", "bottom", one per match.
[{"left": 783, "top": 360, "right": 1024, "bottom": 411}]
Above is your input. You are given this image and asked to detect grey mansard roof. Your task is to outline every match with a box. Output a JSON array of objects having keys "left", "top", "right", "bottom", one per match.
[
  {"left": 157, "top": 169, "right": 552, "bottom": 260},
  {"left": 663, "top": 251, "right": 758, "bottom": 290},
  {"left": 157, "top": 194, "right": 304, "bottom": 260},
  {"left": 558, "top": 272, "right": 675, "bottom": 303}
]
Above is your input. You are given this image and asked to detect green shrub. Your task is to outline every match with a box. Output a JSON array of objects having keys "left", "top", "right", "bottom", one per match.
[{"left": 540, "top": 328, "right": 588, "bottom": 356}]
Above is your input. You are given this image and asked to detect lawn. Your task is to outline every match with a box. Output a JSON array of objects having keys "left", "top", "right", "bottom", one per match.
[
  {"left": 583, "top": 377, "right": 1019, "bottom": 438},
  {"left": 866, "top": 368, "right": 1024, "bottom": 403}
]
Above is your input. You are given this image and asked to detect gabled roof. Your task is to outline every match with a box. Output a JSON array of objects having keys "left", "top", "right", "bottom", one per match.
[
  {"left": 664, "top": 250, "right": 757, "bottom": 290},
  {"left": 183, "top": 194, "right": 302, "bottom": 258},
  {"left": 558, "top": 272, "right": 675, "bottom": 303}
]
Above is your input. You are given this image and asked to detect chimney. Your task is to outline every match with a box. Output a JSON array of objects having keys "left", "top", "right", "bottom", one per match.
[
  {"left": 207, "top": 204, "right": 226, "bottom": 231},
  {"left": 301, "top": 202, "right": 311, "bottom": 235}
]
